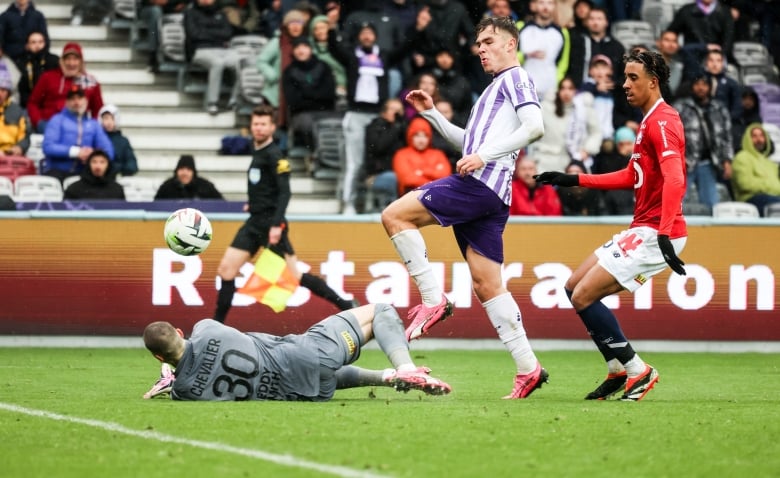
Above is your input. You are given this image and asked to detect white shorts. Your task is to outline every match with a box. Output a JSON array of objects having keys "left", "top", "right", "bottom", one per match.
[{"left": 594, "top": 226, "right": 687, "bottom": 292}]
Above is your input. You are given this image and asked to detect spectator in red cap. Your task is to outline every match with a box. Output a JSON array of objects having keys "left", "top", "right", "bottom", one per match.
[{"left": 26, "top": 41, "right": 104, "bottom": 133}]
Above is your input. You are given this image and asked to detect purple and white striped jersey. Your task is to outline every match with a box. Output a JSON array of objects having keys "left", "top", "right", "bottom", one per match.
[{"left": 465, "top": 66, "right": 540, "bottom": 204}]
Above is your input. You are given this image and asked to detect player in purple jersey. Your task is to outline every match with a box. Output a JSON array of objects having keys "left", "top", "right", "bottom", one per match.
[{"left": 381, "top": 16, "right": 548, "bottom": 399}]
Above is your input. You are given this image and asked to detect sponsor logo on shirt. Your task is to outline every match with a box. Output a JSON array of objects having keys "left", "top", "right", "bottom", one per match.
[
  {"left": 515, "top": 81, "right": 533, "bottom": 90},
  {"left": 657, "top": 120, "right": 669, "bottom": 148},
  {"left": 341, "top": 331, "right": 356, "bottom": 356},
  {"left": 633, "top": 274, "right": 647, "bottom": 285}
]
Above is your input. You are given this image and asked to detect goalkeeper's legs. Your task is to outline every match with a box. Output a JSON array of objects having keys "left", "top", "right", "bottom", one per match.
[{"left": 340, "top": 303, "right": 451, "bottom": 395}]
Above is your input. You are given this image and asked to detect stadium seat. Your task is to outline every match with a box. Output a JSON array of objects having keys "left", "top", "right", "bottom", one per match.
[
  {"left": 26, "top": 134, "right": 44, "bottom": 168},
  {"left": 685, "top": 183, "right": 700, "bottom": 204},
  {"left": 682, "top": 201, "right": 711, "bottom": 216},
  {"left": 740, "top": 64, "right": 780, "bottom": 87},
  {"left": 311, "top": 117, "right": 345, "bottom": 182},
  {"left": 235, "top": 57, "right": 266, "bottom": 115},
  {"left": 712, "top": 201, "right": 760, "bottom": 218},
  {"left": 611, "top": 20, "right": 656, "bottom": 50},
  {"left": 229, "top": 35, "right": 268, "bottom": 60},
  {"left": 716, "top": 182, "right": 732, "bottom": 202},
  {"left": 761, "top": 104, "right": 780, "bottom": 127},
  {"left": 0, "top": 176, "right": 12, "bottom": 197},
  {"left": 661, "top": 0, "right": 691, "bottom": 14},
  {"left": 112, "top": 0, "right": 137, "bottom": 20},
  {"left": 751, "top": 83, "right": 780, "bottom": 103},
  {"left": 640, "top": 2, "right": 674, "bottom": 37},
  {"left": 0, "top": 156, "right": 37, "bottom": 181},
  {"left": 154, "top": 14, "right": 206, "bottom": 94},
  {"left": 111, "top": 0, "right": 146, "bottom": 50},
  {"left": 725, "top": 63, "right": 741, "bottom": 82},
  {"left": 118, "top": 176, "right": 160, "bottom": 202},
  {"left": 362, "top": 181, "right": 395, "bottom": 214},
  {"left": 13, "top": 175, "right": 63, "bottom": 202},
  {"left": 764, "top": 203, "right": 780, "bottom": 218},
  {"left": 742, "top": 73, "right": 769, "bottom": 86},
  {"left": 733, "top": 42, "right": 772, "bottom": 67},
  {"left": 157, "top": 14, "right": 186, "bottom": 71},
  {"left": 62, "top": 175, "right": 80, "bottom": 191},
  {"left": 762, "top": 123, "right": 780, "bottom": 163}
]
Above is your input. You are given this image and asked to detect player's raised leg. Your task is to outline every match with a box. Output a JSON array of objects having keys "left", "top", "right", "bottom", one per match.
[{"left": 382, "top": 191, "right": 453, "bottom": 340}]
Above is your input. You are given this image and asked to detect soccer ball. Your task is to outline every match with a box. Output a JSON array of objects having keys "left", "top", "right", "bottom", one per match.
[{"left": 163, "top": 208, "right": 213, "bottom": 256}]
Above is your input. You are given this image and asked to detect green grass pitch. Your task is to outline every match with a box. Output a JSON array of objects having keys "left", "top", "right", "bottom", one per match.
[{"left": 1, "top": 348, "right": 779, "bottom": 478}]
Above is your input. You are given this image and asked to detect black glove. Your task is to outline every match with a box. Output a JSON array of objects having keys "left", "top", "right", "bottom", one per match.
[
  {"left": 533, "top": 172, "right": 580, "bottom": 187},
  {"left": 658, "top": 234, "right": 686, "bottom": 275}
]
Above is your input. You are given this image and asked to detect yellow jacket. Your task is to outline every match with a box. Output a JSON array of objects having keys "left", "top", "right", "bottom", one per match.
[{"left": 0, "top": 97, "right": 30, "bottom": 153}]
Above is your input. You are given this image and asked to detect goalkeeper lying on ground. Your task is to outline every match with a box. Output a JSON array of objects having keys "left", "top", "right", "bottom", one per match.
[{"left": 142, "top": 303, "right": 451, "bottom": 401}]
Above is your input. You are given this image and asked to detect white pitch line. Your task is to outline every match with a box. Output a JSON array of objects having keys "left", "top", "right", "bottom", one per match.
[{"left": 0, "top": 402, "right": 391, "bottom": 478}]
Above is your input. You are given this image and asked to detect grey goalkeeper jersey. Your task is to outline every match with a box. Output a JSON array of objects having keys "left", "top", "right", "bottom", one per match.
[{"left": 171, "top": 319, "right": 320, "bottom": 401}]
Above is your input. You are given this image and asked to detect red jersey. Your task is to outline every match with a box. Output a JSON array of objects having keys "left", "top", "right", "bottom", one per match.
[{"left": 579, "top": 99, "right": 687, "bottom": 238}]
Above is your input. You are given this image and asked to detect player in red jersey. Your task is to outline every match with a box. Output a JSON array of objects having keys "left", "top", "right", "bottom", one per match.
[{"left": 534, "top": 50, "right": 687, "bottom": 401}]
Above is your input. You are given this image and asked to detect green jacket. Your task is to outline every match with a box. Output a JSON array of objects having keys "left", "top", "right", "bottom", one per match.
[
  {"left": 731, "top": 122, "right": 780, "bottom": 202},
  {"left": 256, "top": 34, "right": 281, "bottom": 107},
  {"left": 310, "top": 15, "right": 347, "bottom": 90}
]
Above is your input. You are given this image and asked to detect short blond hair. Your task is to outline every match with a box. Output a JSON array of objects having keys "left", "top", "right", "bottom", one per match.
[{"left": 143, "top": 321, "right": 181, "bottom": 362}]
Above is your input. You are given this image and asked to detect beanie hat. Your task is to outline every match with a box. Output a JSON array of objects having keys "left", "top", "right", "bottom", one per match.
[
  {"left": 310, "top": 14, "right": 329, "bottom": 29},
  {"left": 292, "top": 36, "right": 311, "bottom": 48},
  {"left": 175, "top": 155, "right": 197, "bottom": 174},
  {"left": 283, "top": 9, "right": 307, "bottom": 26},
  {"left": 0, "top": 63, "right": 12, "bottom": 91},
  {"left": 98, "top": 104, "right": 120, "bottom": 127},
  {"left": 589, "top": 54, "right": 611, "bottom": 69},
  {"left": 614, "top": 126, "right": 636, "bottom": 143},
  {"left": 66, "top": 83, "right": 85, "bottom": 98},
  {"left": 566, "top": 159, "right": 588, "bottom": 173},
  {"left": 62, "top": 42, "right": 83, "bottom": 59},
  {"left": 309, "top": 15, "right": 329, "bottom": 45},
  {"left": 357, "top": 21, "right": 377, "bottom": 37}
]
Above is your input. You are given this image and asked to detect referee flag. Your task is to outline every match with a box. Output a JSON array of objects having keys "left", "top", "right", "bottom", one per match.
[{"left": 238, "top": 248, "right": 299, "bottom": 312}]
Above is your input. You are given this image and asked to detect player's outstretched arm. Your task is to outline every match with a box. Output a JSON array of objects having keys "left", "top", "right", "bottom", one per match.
[
  {"left": 534, "top": 171, "right": 579, "bottom": 187},
  {"left": 418, "top": 102, "right": 465, "bottom": 150}
]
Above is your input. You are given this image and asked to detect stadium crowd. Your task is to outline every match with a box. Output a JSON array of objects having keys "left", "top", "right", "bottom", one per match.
[{"left": 0, "top": 0, "right": 779, "bottom": 215}]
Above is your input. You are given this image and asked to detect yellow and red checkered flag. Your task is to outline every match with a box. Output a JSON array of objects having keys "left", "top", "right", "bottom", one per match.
[{"left": 238, "top": 248, "right": 299, "bottom": 313}]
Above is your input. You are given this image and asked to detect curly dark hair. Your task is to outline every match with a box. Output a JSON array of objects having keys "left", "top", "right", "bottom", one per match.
[{"left": 624, "top": 50, "right": 671, "bottom": 99}]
